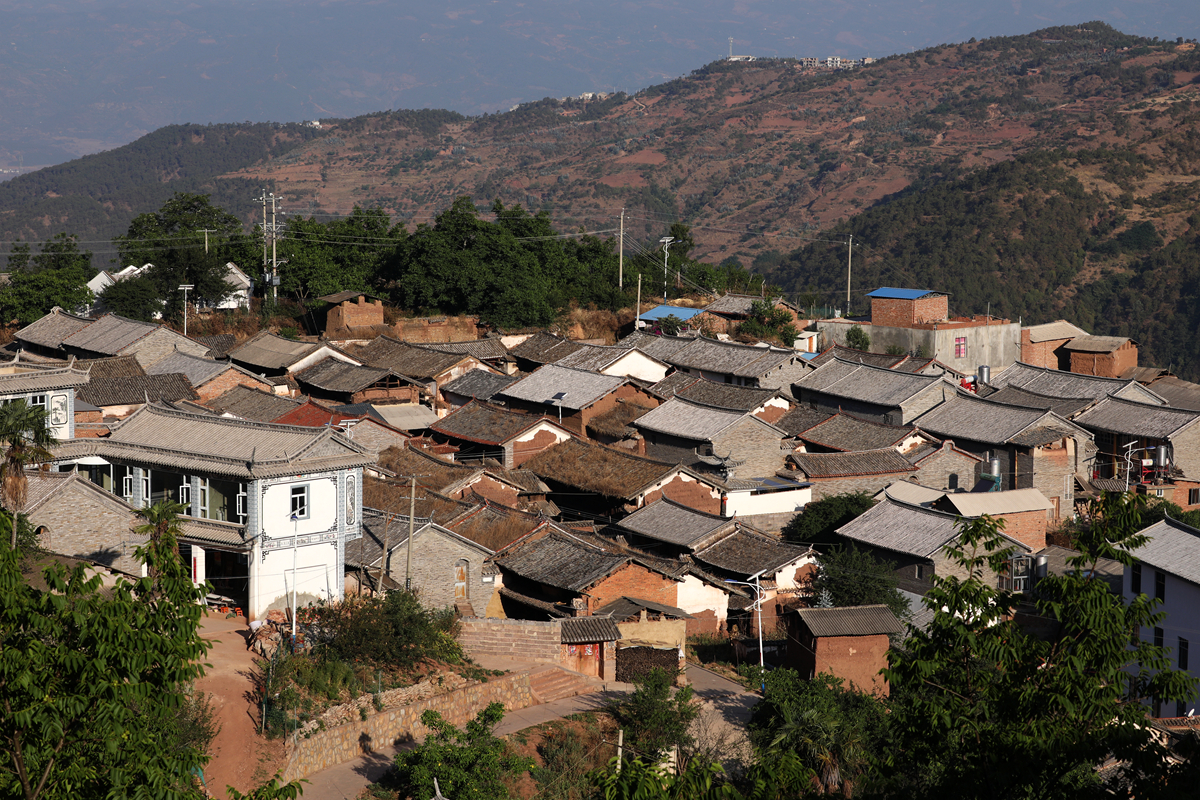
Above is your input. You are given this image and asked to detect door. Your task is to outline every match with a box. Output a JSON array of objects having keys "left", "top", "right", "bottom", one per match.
[{"left": 454, "top": 560, "right": 468, "bottom": 601}]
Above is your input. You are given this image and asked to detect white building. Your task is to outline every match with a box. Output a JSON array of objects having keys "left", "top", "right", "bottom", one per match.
[
  {"left": 0, "top": 362, "right": 89, "bottom": 439},
  {"left": 53, "top": 404, "right": 374, "bottom": 621}
]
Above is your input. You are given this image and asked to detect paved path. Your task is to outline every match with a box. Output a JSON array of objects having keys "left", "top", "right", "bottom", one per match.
[{"left": 300, "top": 664, "right": 753, "bottom": 800}]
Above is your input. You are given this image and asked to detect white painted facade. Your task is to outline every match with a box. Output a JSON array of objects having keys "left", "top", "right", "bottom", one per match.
[
  {"left": 600, "top": 351, "right": 670, "bottom": 383},
  {"left": 1125, "top": 562, "right": 1200, "bottom": 717},
  {"left": 723, "top": 484, "right": 812, "bottom": 518},
  {"left": 676, "top": 573, "right": 730, "bottom": 630}
]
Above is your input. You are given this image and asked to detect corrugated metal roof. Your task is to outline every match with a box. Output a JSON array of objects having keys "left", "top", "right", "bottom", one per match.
[
  {"left": 616, "top": 498, "right": 732, "bottom": 548},
  {"left": 561, "top": 616, "right": 622, "bottom": 643},
  {"left": 499, "top": 364, "right": 627, "bottom": 410},
  {"left": 794, "top": 605, "right": 903, "bottom": 637},
  {"left": 373, "top": 404, "right": 439, "bottom": 430},
  {"left": 940, "top": 488, "right": 1053, "bottom": 517},
  {"left": 1023, "top": 320, "right": 1089, "bottom": 343},
  {"left": 639, "top": 305, "right": 704, "bottom": 322},
  {"left": 228, "top": 332, "right": 320, "bottom": 370},
  {"left": 634, "top": 397, "right": 747, "bottom": 441},
  {"left": 1073, "top": 396, "right": 1200, "bottom": 440},
  {"left": 795, "top": 357, "right": 944, "bottom": 408},
  {"left": 1133, "top": 516, "right": 1200, "bottom": 587},
  {"left": 790, "top": 448, "right": 918, "bottom": 478},
  {"left": 865, "top": 287, "right": 945, "bottom": 300}
]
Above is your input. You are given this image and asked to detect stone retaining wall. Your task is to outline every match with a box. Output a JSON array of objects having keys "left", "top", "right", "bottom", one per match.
[
  {"left": 457, "top": 617, "right": 563, "bottom": 663},
  {"left": 280, "top": 671, "right": 534, "bottom": 781}
]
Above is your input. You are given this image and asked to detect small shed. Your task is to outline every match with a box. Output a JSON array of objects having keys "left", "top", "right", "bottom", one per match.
[
  {"left": 560, "top": 616, "right": 621, "bottom": 679},
  {"left": 787, "top": 604, "right": 902, "bottom": 697}
]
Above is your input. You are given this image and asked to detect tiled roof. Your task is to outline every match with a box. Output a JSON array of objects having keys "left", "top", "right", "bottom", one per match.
[
  {"left": 377, "top": 445, "right": 481, "bottom": 493},
  {"left": 561, "top": 616, "right": 622, "bottom": 643},
  {"left": 799, "top": 413, "right": 914, "bottom": 452},
  {"left": 1063, "top": 335, "right": 1134, "bottom": 353},
  {"left": 704, "top": 293, "right": 788, "bottom": 316},
  {"left": 418, "top": 338, "right": 510, "bottom": 362},
  {"left": 593, "top": 596, "right": 693, "bottom": 620},
  {"left": 61, "top": 314, "right": 164, "bottom": 355},
  {"left": 789, "top": 448, "right": 918, "bottom": 478},
  {"left": 980, "top": 385, "right": 1094, "bottom": 418},
  {"left": 665, "top": 337, "right": 795, "bottom": 378},
  {"left": 1148, "top": 376, "right": 1200, "bottom": 412},
  {"left": 794, "top": 605, "right": 903, "bottom": 637},
  {"left": 53, "top": 403, "right": 373, "bottom": 479},
  {"left": 74, "top": 355, "right": 146, "bottom": 380},
  {"left": 988, "top": 362, "right": 1163, "bottom": 405},
  {"left": 206, "top": 385, "right": 303, "bottom": 422},
  {"left": 347, "top": 509, "right": 492, "bottom": 571},
  {"left": 76, "top": 373, "right": 198, "bottom": 407},
  {"left": 553, "top": 343, "right": 666, "bottom": 374},
  {"left": 373, "top": 404, "right": 439, "bottom": 430},
  {"left": 15, "top": 309, "right": 94, "bottom": 350},
  {"left": 318, "top": 290, "right": 382, "bottom": 304},
  {"left": 1023, "top": 320, "right": 1089, "bottom": 343},
  {"left": 808, "top": 345, "right": 904, "bottom": 370},
  {"left": 508, "top": 332, "right": 584, "bottom": 365},
  {"left": 356, "top": 336, "right": 470, "bottom": 379},
  {"left": 146, "top": 351, "right": 233, "bottom": 386},
  {"left": 618, "top": 332, "right": 692, "bottom": 362},
  {"left": 0, "top": 365, "right": 90, "bottom": 395},
  {"left": 692, "top": 529, "right": 811, "bottom": 577},
  {"left": 194, "top": 334, "right": 237, "bottom": 358},
  {"left": 1072, "top": 396, "right": 1200, "bottom": 440},
  {"left": 430, "top": 400, "right": 557, "bottom": 445},
  {"left": 914, "top": 392, "right": 1060, "bottom": 446},
  {"left": 522, "top": 438, "right": 691, "bottom": 499},
  {"left": 272, "top": 401, "right": 357, "bottom": 428},
  {"left": 634, "top": 397, "right": 750, "bottom": 441},
  {"left": 675, "top": 379, "right": 780, "bottom": 412},
  {"left": 773, "top": 406, "right": 833, "bottom": 436},
  {"left": 1132, "top": 516, "right": 1200, "bottom": 587},
  {"left": 795, "top": 357, "right": 944, "bottom": 407},
  {"left": 228, "top": 332, "right": 319, "bottom": 371},
  {"left": 616, "top": 499, "right": 732, "bottom": 548},
  {"left": 499, "top": 364, "right": 627, "bottom": 410},
  {"left": 649, "top": 372, "right": 699, "bottom": 398},
  {"left": 494, "top": 530, "right": 631, "bottom": 592},
  {"left": 835, "top": 498, "right": 964, "bottom": 559},
  {"left": 1009, "top": 425, "right": 1074, "bottom": 447},
  {"left": 294, "top": 356, "right": 402, "bottom": 393},
  {"left": 442, "top": 370, "right": 519, "bottom": 401},
  {"left": 586, "top": 400, "right": 655, "bottom": 439}
]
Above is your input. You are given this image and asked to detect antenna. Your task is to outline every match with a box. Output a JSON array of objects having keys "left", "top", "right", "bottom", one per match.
[{"left": 729, "top": 37, "right": 734, "bottom": 60}]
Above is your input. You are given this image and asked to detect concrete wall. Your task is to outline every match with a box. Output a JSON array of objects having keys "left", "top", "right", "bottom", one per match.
[
  {"left": 280, "top": 671, "right": 533, "bottom": 782},
  {"left": 458, "top": 617, "right": 563, "bottom": 663},
  {"left": 676, "top": 574, "right": 728, "bottom": 634},
  {"left": 1126, "top": 565, "right": 1200, "bottom": 717},
  {"left": 724, "top": 486, "right": 811, "bottom": 519},
  {"left": 818, "top": 319, "right": 1021, "bottom": 374},
  {"left": 616, "top": 618, "right": 687, "bottom": 649}
]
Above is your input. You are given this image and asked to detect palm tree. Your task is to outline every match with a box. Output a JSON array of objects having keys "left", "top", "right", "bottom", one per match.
[
  {"left": 135, "top": 499, "right": 189, "bottom": 582},
  {"left": 0, "top": 399, "right": 57, "bottom": 549},
  {"left": 770, "top": 704, "right": 867, "bottom": 797}
]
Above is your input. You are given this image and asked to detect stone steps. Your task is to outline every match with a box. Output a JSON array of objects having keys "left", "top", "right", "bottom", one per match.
[{"left": 529, "top": 665, "right": 600, "bottom": 704}]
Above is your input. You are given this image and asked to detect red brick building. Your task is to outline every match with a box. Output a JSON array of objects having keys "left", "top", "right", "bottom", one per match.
[
  {"left": 1019, "top": 320, "right": 1089, "bottom": 370},
  {"left": 1064, "top": 336, "right": 1139, "bottom": 379},
  {"left": 866, "top": 288, "right": 948, "bottom": 328},
  {"left": 787, "top": 605, "right": 902, "bottom": 697}
]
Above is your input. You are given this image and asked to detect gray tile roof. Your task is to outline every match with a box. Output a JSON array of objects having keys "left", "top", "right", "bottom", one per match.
[
  {"left": 206, "top": 385, "right": 303, "bottom": 422},
  {"left": 74, "top": 355, "right": 146, "bottom": 379},
  {"left": 318, "top": 290, "right": 383, "bottom": 304},
  {"left": 809, "top": 345, "right": 905, "bottom": 370},
  {"left": 790, "top": 448, "right": 918, "bottom": 478},
  {"left": 799, "top": 413, "right": 914, "bottom": 452},
  {"left": 649, "top": 372, "right": 699, "bottom": 398},
  {"left": 1072, "top": 396, "right": 1200, "bottom": 440},
  {"left": 773, "top": 406, "right": 833, "bottom": 436},
  {"left": 795, "top": 357, "right": 944, "bottom": 407},
  {"left": 228, "top": 331, "right": 320, "bottom": 371},
  {"left": 1148, "top": 377, "right": 1200, "bottom": 412},
  {"left": 146, "top": 351, "right": 234, "bottom": 386},
  {"left": 988, "top": 362, "right": 1164, "bottom": 405},
  {"left": 499, "top": 364, "right": 627, "bottom": 410},
  {"left": 675, "top": 379, "right": 780, "bottom": 412},
  {"left": 979, "top": 385, "right": 1094, "bottom": 418},
  {"left": 703, "top": 294, "right": 796, "bottom": 317},
  {"left": 593, "top": 596, "right": 693, "bottom": 620},
  {"left": 442, "top": 370, "right": 519, "bottom": 401},
  {"left": 633, "top": 397, "right": 750, "bottom": 441},
  {"left": 618, "top": 332, "right": 692, "bottom": 362},
  {"left": 76, "top": 373, "right": 198, "bottom": 407},
  {"left": 561, "top": 616, "right": 622, "bottom": 643},
  {"left": 1007, "top": 426, "right": 1070, "bottom": 448},
  {"left": 794, "top": 605, "right": 903, "bottom": 638},
  {"left": 913, "top": 392, "right": 1062, "bottom": 446},
  {"left": 666, "top": 337, "right": 795, "bottom": 378},
  {"left": 294, "top": 356, "right": 403, "bottom": 393},
  {"left": 52, "top": 403, "right": 373, "bottom": 479},
  {"left": 0, "top": 365, "right": 90, "bottom": 395},
  {"left": 430, "top": 400, "right": 557, "bottom": 445},
  {"left": 15, "top": 309, "right": 94, "bottom": 350},
  {"left": 835, "top": 497, "right": 965, "bottom": 558},
  {"left": 616, "top": 499, "right": 732, "bottom": 548},
  {"left": 553, "top": 343, "right": 638, "bottom": 372},
  {"left": 508, "top": 332, "right": 584, "bottom": 365},
  {"left": 357, "top": 336, "right": 471, "bottom": 379},
  {"left": 1129, "top": 516, "right": 1200, "bottom": 587},
  {"left": 60, "top": 314, "right": 161, "bottom": 355},
  {"left": 692, "top": 529, "right": 811, "bottom": 577},
  {"left": 494, "top": 530, "right": 632, "bottom": 592},
  {"left": 418, "top": 338, "right": 510, "bottom": 362},
  {"left": 195, "top": 334, "right": 237, "bottom": 358}
]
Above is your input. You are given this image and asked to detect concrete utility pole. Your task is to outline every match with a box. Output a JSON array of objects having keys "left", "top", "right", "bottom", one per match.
[
  {"left": 406, "top": 475, "right": 416, "bottom": 591},
  {"left": 636, "top": 274, "right": 642, "bottom": 329},
  {"left": 659, "top": 236, "right": 674, "bottom": 299},
  {"left": 255, "top": 191, "right": 282, "bottom": 304},
  {"left": 618, "top": 208, "right": 625, "bottom": 289},
  {"left": 845, "top": 234, "right": 854, "bottom": 313},
  {"left": 178, "top": 284, "right": 193, "bottom": 336},
  {"left": 199, "top": 229, "right": 215, "bottom": 254}
]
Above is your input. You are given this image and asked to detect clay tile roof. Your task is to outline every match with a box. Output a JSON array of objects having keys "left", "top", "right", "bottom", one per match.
[
  {"left": 675, "top": 379, "right": 779, "bottom": 412},
  {"left": 494, "top": 530, "right": 631, "bottom": 592},
  {"left": 430, "top": 400, "right": 558, "bottom": 446},
  {"left": 795, "top": 357, "right": 943, "bottom": 407},
  {"left": 773, "top": 406, "right": 833, "bottom": 436},
  {"left": 809, "top": 345, "right": 905, "bottom": 370},
  {"left": 442, "top": 370, "right": 519, "bottom": 402},
  {"left": 294, "top": 356, "right": 404, "bottom": 393},
  {"left": 633, "top": 397, "right": 754, "bottom": 441},
  {"left": 75, "top": 373, "right": 198, "bottom": 407},
  {"left": 15, "top": 309, "right": 94, "bottom": 349},
  {"left": 616, "top": 498, "right": 732, "bottom": 548},
  {"left": 508, "top": 332, "right": 584, "bottom": 365},
  {"left": 74, "top": 355, "right": 146, "bottom": 379},
  {"left": 799, "top": 413, "right": 915, "bottom": 452},
  {"left": 228, "top": 332, "right": 319, "bottom": 371},
  {"left": 692, "top": 528, "right": 810, "bottom": 577},
  {"left": 499, "top": 364, "right": 627, "bottom": 410},
  {"left": 586, "top": 399, "right": 655, "bottom": 439},
  {"left": 418, "top": 338, "right": 510, "bottom": 362},
  {"left": 560, "top": 616, "right": 622, "bottom": 643},
  {"left": 789, "top": 448, "right": 918, "bottom": 478},
  {"left": 206, "top": 385, "right": 303, "bottom": 422},
  {"left": 356, "top": 336, "right": 469, "bottom": 378},
  {"left": 1073, "top": 396, "right": 1200, "bottom": 440},
  {"left": 794, "top": 605, "right": 903, "bottom": 637},
  {"left": 61, "top": 314, "right": 165, "bottom": 355},
  {"left": 649, "top": 372, "right": 699, "bottom": 398},
  {"left": 145, "top": 351, "right": 232, "bottom": 386},
  {"left": 272, "top": 401, "right": 356, "bottom": 428},
  {"left": 522, "top": 438, "right": 692, "bottom": 499}
]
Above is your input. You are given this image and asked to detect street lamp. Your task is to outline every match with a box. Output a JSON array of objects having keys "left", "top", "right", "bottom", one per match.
[
  {"left": 551, "top": 391, "right": 568, "bottom": 425},
  {"left": 725, "top": 577, "right": 765, "bottom": 690},
  {"left": 178, "top": 284, "right": 194, "bottom": 336},
  {"left": 659, "top": 236, "right": 674, "bottom": 298}
]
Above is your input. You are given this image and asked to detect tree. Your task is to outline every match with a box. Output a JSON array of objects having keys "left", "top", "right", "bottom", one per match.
[
  {"left": 99, "top": 273, "right": 169, "bottom": 321},
  {"left": 135, "top": 500, "right": 188, "bottom": 584},
  {"left": 880, "top": 495, "right": 1198, "bottom": 799},
  {"left": 608, "top": 668, "right": 698, "bottom": 760},
  {"left": 811, "top": 544, "right": 910, "bottom": 622},
  {"left": 592, "top": 752, "right": 814, "bottom": 799},
  {"left": 782, "top": 492, "right": 875, "bottom": 546},
  {"left": 388, "top": 702, "right": 531, "bottom": 800},
  {"left": 115, "top": 192, "right": 256, "bottom": 273},
  {"left": 0, "top": 235, "right": 94, "bottom": 324},
  {"left": 0, "top": 400, "right": 56, "bottom": 550},
  {"left": 845, "top": 325, "right": 870, "bottom": 351},
  {"left": 0, "top": 526, "right": 212, "bottom": 799}
]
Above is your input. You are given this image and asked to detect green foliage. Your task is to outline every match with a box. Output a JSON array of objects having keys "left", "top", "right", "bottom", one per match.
[
  {"left": 225, "top": 774, "right": 307, "bottom": 800},
  {"left": 389, "top": 702, "right": 531, "bottom": 800},
  {"left": 591, "top": 753, "right": 814, "bottom": 800},
  {"left": 782, "top": 492, "right": 875, "bottom": 546},
  {"left": 845, "top": 324, "right": 870, "bottom": 351},
  {"left": 811, "top": 544, "right": 910, "bottom": 622},
  {"left": 302, "top": 590, "right": 463, "bottom": 668},
  {"left": 100, "top": 274, "right": 169, "bottom": 321},
  {"left": 608, "top": 668, "right": 698, "bottom": 760},
  {"left": 655, "top": 315, "right": 687, "bottom": 336},
  {"left": 880, "top": 495, "right": 1198, "bottom": 798},
  {"left": 532, "top": 720, "right": 601, "bottom": 800},
  {"left": 0, "top": 234, "right": 94, "bottom": 324},
  {"left": 0, "top": 399, "right": 56, "bottom": 550},
  {"left": 0, "top": 527, "right": 212, "bottom": 799},
  {"left": 738, "top": 300, "right": 800, "bottom": 345},
  {"left": 281, "top": 207, "right": 405, "bottom": 299}
]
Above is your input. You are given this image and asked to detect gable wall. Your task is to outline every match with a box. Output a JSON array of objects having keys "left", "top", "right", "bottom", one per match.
[
  {"left": 586, "top": 562, "right": 678, "bottom": 614},
  {"left": 638, "top": 472, "right": 722, "bottom": 515},
  {"left": 29, "top": 482, "right": 145, "bottom": 576},
  {"left": 197, "top": 367, "right": 275, "bottom": 403},
  {"left": 509, "top": 424, "right": 572, "bottom": 468},
  {"left": 386, "top": 528, "right": 493, "bottom": 611},
  {"left": 121, "top": 328, "right": 210, "bottom": 368},
  {"left": 914, "top": 447, "right": 982, "bottom": 492}
]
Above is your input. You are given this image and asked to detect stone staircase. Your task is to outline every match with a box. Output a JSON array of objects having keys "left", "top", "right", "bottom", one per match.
[{"left": 528, "top": 665, "right": 601, "bottom": 704}]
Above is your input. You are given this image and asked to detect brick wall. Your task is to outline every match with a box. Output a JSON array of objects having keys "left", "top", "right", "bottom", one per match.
[
  {"left": 393, "top": 316, "right": 479, "bottom": 344},
  {"left": 458, "top": 474, "right": 521, "bottom": 507},
  {"left": 458, "top": 617, "right": 563, "bottom": 663},
  {"left": 29, "top": 480, "right": 144, "bottom": 576},
  {"left": 1069, "top": 342, "right": 1138, "bottom": 378},
  {"left": 999, "top": 509, "right": 1049, "bottom": 551},
  {"left": 1031, "top": 436, "right": 1079, "bottom": 519},
  {"left": 640, "top": 473, "right": 722, "bottom": 515},
  {"left": 1171, "top": 424, "right": 1200, "bottom": 481},
  {"left": 1173, "top": 479, "right": 1200, "bottom": 511},
  {"left": 578, "top": 384, "right": 659, "bottom": 438},
  {"left": 280, "top": 671, "right": 533, "bottom": 782},
  {"left": 587, "top": 563, "right": 679, "bottom": 612},
  {"left": 870, "top": 295, "right": 947, "bottom": 328},
  {"left": 328, "top": 297, "right": 385, "bottom": 332},
  {"left": 815, "top": 633, "right": 891, "bottom": 696},
  {"left": 196, "top": 367, "right": 275, "bottom": 403},
  {"left": 1020, "top": 331, "right": 1072, "bottom": 370}
]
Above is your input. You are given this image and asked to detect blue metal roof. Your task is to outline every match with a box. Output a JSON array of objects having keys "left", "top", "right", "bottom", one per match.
[
  {"left": 638, "top": 305, "right": 705, "bottom": 322},
  {"left": 865, "top": 287, "right": 946, "bottom": 300}
]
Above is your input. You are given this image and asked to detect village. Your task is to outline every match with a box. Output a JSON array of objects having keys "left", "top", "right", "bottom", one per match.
[{"left": 7, "top": 280, "right": 1200, "bottom": 795}]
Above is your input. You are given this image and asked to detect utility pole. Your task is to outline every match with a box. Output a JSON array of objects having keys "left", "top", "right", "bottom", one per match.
[
  {"left": 659, "top": 236, "right": 674, "bottom": 300},
  {"left": 178, "top": 284, "right": 194, "bottom": 336},
  {"left": 199, "top": 229, "right": 215, "bottom": 254},
  {"left": 636, "top": 274, "right": 642, "bottom": 329},
  {"left": 271, "top": 193, "right": 279, "bottom": 304},
  {"left": 259, "top": 192, "right": 268, "bottom": 283},
  {"left": 618, "top": 208, "right": 625, "bottom": 289},
  {"left": 845, "top": 234, "right": 854, "bottom": 314}
]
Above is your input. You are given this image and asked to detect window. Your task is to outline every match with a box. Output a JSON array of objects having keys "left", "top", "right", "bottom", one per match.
[
  {"left": 122, "top": 474, "right": 134, "bottom": 500},
  {"left": 948, "top": 473, "right": 959, "bottom": 490},
  {"left": 1180, "top": 637, "right": 1190, "bottom": 671},
  {"left": 140, "top": 473, "right": 150, "bottom": 508},
  {"left": 1156, "top": 570, "right": 1166, "bottom": 602},
  {"left": 1132, "top": 562, "right": 1142, "bottom": 595},
  {"left": 345, "top": 474, "right": 356, "bottom": 525},
  {"left": 290, "top": 485, "right": 309, "bottom": 519},
  {"left": 954, "top": 336, "right": 967, "bottom": 358},
  {"left": 454, "top": 560, "right": 469, "bottom": 600},
  {"left": 236, "top": 485, "right": 247, "bottom": 522},
  {"left": 29, "top": 394, "right": 46, "bottom": 410},
  {"left": 1190, "top": 488, "right": 1199, "bottom": 506},
  {"left": 1155, "top": 627, "right": 1164, "bottom": 649}
]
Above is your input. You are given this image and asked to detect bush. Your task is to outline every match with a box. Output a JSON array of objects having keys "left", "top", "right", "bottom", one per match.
[
  {"left": 304, "top": 590, "right": 464, "bottom": 668},
  {"left": 608, "top": 668, "right": 698, "bottom": 760},
  {"left": 782, "top": 492, "right": 876, "bottom": 546},
  {"left": 846, "top": 324, "right": 870, "bottom": 351}
]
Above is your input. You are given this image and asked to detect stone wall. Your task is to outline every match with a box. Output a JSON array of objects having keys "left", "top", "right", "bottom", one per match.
[
  {"left": 280, "top": 671, "right": 533, "bottom": 782},
  {"left": 457, "top": 617, "right": 563, "bottom": 663}
]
